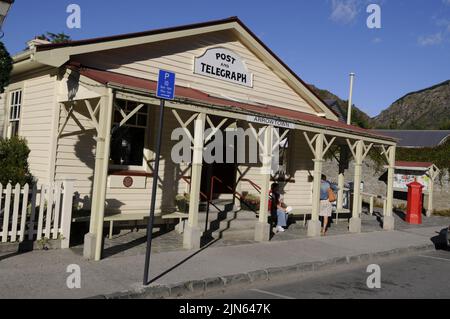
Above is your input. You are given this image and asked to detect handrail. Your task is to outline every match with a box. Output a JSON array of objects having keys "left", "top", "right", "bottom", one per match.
[
  {"left": 180, "top": 176, "right": 222, "bottom": 213},
  {"left": 240, "top": 178, "right": 262, "bottom": 194},
  {"left": 210, "top": 176, "right": 260, "bottom": 215}
]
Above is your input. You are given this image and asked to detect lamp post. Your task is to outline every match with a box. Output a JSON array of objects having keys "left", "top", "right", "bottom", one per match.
[{"left": 0, "top": 0, "right": 14, "bottom": 39}]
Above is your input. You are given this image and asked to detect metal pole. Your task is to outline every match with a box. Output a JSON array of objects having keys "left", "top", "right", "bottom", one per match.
[
  {"left": 204, "top": 165, "right": 213, "bottom": 234},
  {"left": 143, "top": 99, "right": 165, "bottom": 285},
  {"left": 347, "top": 73, "right": 356, "bottom": 125}
]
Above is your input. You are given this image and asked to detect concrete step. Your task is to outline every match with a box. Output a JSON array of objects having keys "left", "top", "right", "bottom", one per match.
[
  {"left": 200, "top": 210, "right": 258, "bottom": 240},
  {"left": 211, "top": 228, "right": 256, "bottom": 241}
]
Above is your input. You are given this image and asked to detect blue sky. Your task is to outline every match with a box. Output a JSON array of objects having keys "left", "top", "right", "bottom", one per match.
[{"left": 3, "top": 0, "right": 450, "bottom": 117}]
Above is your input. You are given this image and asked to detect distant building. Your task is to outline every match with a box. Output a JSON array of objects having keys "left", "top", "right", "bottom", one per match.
[{"left": 372, "top": 130, "right": 450, "bottom": 148}]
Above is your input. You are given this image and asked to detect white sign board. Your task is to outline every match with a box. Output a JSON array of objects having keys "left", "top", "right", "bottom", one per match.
[
  {"left": 194, "top": 48, "right": 253, "bottom": 87},
  {"left": 393, "top": 169, "right": 430, "bottom": 191},
  {"left": 247, "top": 115, "right": 295, "bottom": 129}
]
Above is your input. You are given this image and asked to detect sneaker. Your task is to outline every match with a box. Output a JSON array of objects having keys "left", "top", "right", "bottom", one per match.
[{"left": 276, "top": 226, "right": 285, "bottom": 233}]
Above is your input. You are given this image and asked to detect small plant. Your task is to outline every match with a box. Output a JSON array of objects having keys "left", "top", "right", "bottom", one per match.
[
  {"left": 175, "top": 193, "right": 190, "bottom": 213},
  {"left": 37, "top": 237, "right": 50, "bottom": 250},
  {"left": 433, "top": 209, "right": 450, "bottom": 217},
  {"left": 241, "top": 193, "right": 260, "bottom": 211}
]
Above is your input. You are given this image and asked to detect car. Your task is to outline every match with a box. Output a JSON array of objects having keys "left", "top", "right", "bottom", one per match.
[{"left": 446, "top": 227, "right": 450, "bottom": 248}]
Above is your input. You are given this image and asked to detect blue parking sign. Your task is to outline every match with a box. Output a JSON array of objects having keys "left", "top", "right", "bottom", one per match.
[{"left": 157, "top": 70, "right": 176, "bottom": 100}]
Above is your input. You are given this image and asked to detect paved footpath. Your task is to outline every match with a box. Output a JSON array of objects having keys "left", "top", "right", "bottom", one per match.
[{"left": 0, "top": 224, "right": 448, "bottom": 299}]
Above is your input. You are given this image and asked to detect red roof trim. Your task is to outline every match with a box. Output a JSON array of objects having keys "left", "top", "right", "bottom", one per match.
[
  {"left": 395, "top": 161, "right": 434, "bottom": 168},
  {"left": 71, "top": 65, "right": 394, "bottom": 141}
]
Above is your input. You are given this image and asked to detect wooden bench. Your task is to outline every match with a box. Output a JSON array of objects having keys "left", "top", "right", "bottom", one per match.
[
  {"left": 162, "top": 212, "right": 189, "bottom": 234},
  {"left": 290, "top": 208, "right": 312, "bottom": 227},
  {"left": 73, "top": 212, "right": 189, "bottom": 238},
  {"left": 104, "top": 213, "right": 148, "bottom": 239}
]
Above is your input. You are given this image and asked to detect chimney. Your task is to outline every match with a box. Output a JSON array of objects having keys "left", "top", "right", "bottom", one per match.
[{"left": 27, "top": 38, "right": 50, "bottom": 50}]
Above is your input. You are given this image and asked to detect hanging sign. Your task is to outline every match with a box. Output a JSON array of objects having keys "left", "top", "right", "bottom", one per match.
[
  {"left": 247, "top": 115, "right": 295, "bottom": 129},
  {"left": 194, "top": 48, "right": 253, "bottom": 88}
]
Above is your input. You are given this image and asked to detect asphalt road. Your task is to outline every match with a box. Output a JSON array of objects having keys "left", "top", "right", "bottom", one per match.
[{"left": 206, "top": 250, "right": 450, "bottom": 299}]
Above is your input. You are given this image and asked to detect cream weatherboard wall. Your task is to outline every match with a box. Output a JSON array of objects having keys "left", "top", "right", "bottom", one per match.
[
  {"left": 17, "top": 73, "right": 58, "bottom": 185},
  {"left": 73, "top": 30, "right": 317, "bottom": 115},
  {"left": 54, "top": 102, "right": 97, "bottom": 210}
]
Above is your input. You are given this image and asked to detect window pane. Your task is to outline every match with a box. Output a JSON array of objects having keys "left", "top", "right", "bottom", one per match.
[
  {"left": 110, "top": 126, "right": 145, "bottom": 166},
  {"left": 140, "top": 106, "right": 148, "bottom": 115},
  {"left": 11, "top": 121, "right": 19, "bottom": 137},
  {"left": 116, "top": 99, "right": 126, "bottom": 109},
  {"left": 138, "top": 114, "right": 147, "bottom": 127}
]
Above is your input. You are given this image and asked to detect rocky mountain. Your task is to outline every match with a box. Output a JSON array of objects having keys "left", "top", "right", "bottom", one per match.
[
  {"left": 311, "top": 79, "right": 450, "bottom": 130},
  {"left": 309, "top": 84, "right": 372, "bottom": 128},
  {"left": 372, "top": 80, "right": 450, "bottom": 130}
]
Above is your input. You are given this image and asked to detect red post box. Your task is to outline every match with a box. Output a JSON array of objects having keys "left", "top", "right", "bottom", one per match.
[{"left": 406, "top": 179, "right": 424, "bottom": 225}]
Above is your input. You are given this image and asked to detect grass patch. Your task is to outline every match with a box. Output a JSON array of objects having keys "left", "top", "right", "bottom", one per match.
[{"left": 433, "top": 209, "right": 450, "bottom": 217}]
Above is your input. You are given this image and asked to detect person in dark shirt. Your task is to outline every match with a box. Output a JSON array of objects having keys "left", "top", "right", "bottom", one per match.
[{"left": 270, "top": 183, "right": 289, "bottom": 233}]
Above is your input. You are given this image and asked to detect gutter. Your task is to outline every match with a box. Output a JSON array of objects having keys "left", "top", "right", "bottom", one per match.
[{"left": 12, "top": 49, "right": 33, "bottom": 63}]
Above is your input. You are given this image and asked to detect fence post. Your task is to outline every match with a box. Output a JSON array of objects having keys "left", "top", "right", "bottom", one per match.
[
  {"left": 2, "top": 184, "right": 12, "bottom": 243},
  {"left": 369, "top": 196, "right": 374, "bottom": 216},
  {"left": 60, "top": 180, "right": 75, "bottom": 249}
]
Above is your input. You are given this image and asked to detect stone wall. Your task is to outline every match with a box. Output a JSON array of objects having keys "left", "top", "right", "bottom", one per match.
[{"left": 322, "top": 158, "right": 450, "bottom": 212}]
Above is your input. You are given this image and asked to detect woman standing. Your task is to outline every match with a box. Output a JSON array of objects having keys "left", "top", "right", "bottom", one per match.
[{"left": 319, "top": 175, "right": 335, "bottom": 235}]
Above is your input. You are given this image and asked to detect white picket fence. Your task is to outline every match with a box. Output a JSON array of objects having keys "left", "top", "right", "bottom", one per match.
[{"left": 0, "top": 180, "right": 74, "bottom": 248}]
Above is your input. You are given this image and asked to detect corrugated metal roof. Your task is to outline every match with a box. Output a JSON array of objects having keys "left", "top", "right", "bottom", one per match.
[
  {"left": 372, "top": 130, "right": 450, "bottom": 148},
  {"left": 395, "top": 161, "right": 433, "bottom": 168},
  {"left": 72, "top": 65, "right": 394, "bottom": 142}
]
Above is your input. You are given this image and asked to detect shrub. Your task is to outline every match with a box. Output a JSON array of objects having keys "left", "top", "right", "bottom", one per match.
[
  {"left": 241, "top": 193, "right": 260, "bottom": 211},
  {"left": 0, "top": 137, "right": 34, "bottom": 186}
]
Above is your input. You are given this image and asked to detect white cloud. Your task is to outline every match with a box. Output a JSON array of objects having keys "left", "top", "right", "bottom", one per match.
[
  {"left": 372, "top": 37, "right": 382, "bottom": 44},
  {"left": 443, "top": 0, "right": 450, "bottom": 6},
  {"left": 330, "top": 0, "right": 361, "bottom": 24},
  {"left": 417, "top": 32, "right": 443, "bottom": 46}
]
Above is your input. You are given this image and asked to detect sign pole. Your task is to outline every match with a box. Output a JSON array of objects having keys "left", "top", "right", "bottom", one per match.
[
  {"left": 143, "top": 98, "right": 165, "bottom": 285},
  {"left": 143, "top": 70, "right": 176, "bottom": 285}
]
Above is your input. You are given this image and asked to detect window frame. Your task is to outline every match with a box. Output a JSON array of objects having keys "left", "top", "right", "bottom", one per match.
[
  {"left": 109, "top": 99, "right": 151, "bottom": 171},
  {"left": 6, "top": 86, "right": 24, "bottom": 138}
]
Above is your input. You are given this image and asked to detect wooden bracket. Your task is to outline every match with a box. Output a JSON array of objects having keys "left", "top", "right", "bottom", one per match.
[
  {"left": 172, "top": 110, "right": 198, "bottom": 144},
  {"left": 304, "top": 132, "right": 319, "bottom": 157},
  {"left": 205, "top": 115, "right": 229, "bottom": 144},
  {"left": 84, "top": 99, "right": 100, "bottom": 133}
]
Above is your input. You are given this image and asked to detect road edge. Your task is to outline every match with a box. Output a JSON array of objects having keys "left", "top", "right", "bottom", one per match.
[{"left": 88, "top": 243, "right": 435, "bottom": 299}]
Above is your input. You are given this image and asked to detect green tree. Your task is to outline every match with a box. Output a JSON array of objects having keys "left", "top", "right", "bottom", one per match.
[
  {"left": 0, "top": 137, "right": 34, "bottom": 186},
  {"left": 37, "top": 32, "right": 72, "bottom": 44},
  {"left": 0, "top": 42, "right": 13, "bottom": 93}
]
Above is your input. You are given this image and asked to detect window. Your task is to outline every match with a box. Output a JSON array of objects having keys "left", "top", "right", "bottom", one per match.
[
  {"left": 8, "top": 90, "right": 22, "bottom": 137},
  {"left": 110, "top": 99, "right": 149, "bottom": 167}
]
